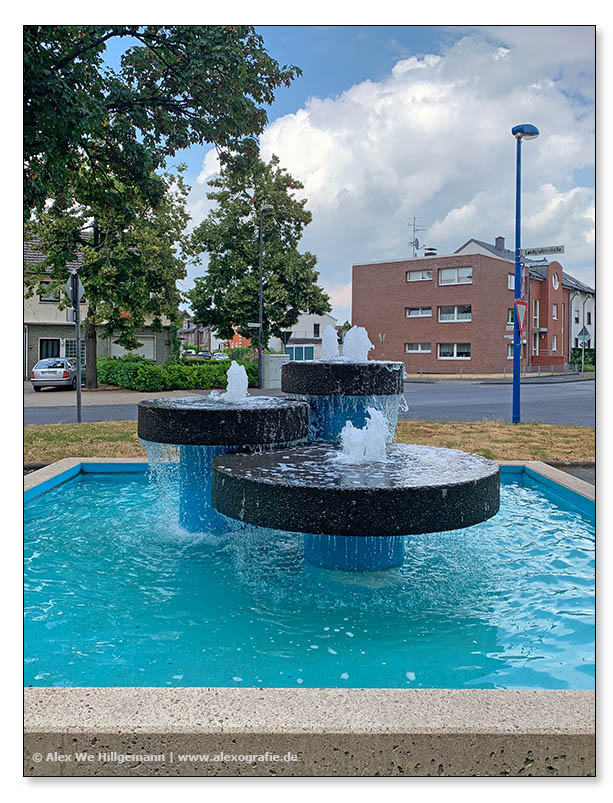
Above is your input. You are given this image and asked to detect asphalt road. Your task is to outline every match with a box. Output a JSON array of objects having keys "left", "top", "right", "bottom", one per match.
[
  {"left": 400, "top": 380, "right": 595, "bottom": 427},
  {"left": 24, "top": 380, "right": 595, "bottom": 427}
]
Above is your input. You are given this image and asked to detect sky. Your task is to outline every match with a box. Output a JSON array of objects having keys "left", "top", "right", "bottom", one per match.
[{"left": 107, "top": 25, "right": 596, "bottom": 325}]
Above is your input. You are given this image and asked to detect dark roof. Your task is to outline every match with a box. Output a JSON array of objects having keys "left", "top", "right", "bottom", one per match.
[
  {"left": 455, "top": 238, "right": 594, "bottom": 294},
  {"left": 24, "top": 241, "right": 82, "bottom": 273}
]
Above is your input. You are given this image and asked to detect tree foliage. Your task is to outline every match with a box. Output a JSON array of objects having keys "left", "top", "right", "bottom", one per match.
[
  {"left": 25, "top": 169, "right": 191, "bottom": 351},
  {"left": 188, "top": 140, "right": 331, "bottom": 344},
  {"left": 24, "top": 25, "right": 301, "bottom": 219}
]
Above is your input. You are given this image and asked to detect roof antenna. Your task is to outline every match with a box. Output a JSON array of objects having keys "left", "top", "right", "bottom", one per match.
[{"left": 408, "top": 198, "right": 426, "bottom": 258}]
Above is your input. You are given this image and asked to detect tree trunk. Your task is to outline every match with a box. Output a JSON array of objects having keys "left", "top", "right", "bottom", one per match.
[{"left": 85, "top": 309, "right": 98, "bottom": 389}]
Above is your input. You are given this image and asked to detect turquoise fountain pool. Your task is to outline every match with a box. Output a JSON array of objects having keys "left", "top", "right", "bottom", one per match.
[{"left": 24, "top": 468, "right": 594, "bottom": 690}]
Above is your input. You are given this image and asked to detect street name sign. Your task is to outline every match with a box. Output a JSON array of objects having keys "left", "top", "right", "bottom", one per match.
[
  {"left": 520, "top": 245, "right": 564, "bottom": 257},
  {"left": 247, "top": 323, "right": 260, "bottom": 329}
]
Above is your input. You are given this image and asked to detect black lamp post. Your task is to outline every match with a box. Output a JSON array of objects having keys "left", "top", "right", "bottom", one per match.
[{"left": 258, "top": 204, "right": 274, "bottom": 389}]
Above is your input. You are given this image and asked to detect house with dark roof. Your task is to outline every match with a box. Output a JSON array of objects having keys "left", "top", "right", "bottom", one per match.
[
  {"left": 24, "top": 242, "right": 174, "bottom": 379},
  {"left": 352, "top": 235, "right": 594, "bottom": 374}
]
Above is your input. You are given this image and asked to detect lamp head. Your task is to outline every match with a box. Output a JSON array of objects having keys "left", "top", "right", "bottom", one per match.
[
  {"left": 511, "top": 123, "right": 540, "bottom": 140},
  {"left": 261, "top": 204, "right": 274, "bottom": 213}
]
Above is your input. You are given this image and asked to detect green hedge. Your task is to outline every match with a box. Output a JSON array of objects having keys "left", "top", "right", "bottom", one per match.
[
  {"left": 571, "top": 347, "right": 595, "bottom": 366},
  {"left": 97, "top": 356, "right": 258, "bottom": 391}
]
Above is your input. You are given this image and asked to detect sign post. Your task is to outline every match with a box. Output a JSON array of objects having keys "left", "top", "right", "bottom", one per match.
[
  {"left": 66, "top": 271, "right": 85, "bottom": 423},
  {"left": 577, "top": 326, "right": 591, "bottom": 374}
]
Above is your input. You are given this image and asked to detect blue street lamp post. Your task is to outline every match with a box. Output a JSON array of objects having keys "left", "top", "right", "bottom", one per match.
[{"left": 511, "top": 123, "right": 539, "bottom": 424}]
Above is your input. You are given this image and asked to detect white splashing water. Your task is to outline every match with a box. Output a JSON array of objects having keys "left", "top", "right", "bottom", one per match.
[
  {"left": 321, "top": 325, "right": 340, "bottom": 360},
  {"left": 342, "top": 326, "right": 374, "bottom": 362},
  {"left": 218, "top": 361, "right": 248, "bottom": 403},
  {"left": 338, "top": 408, "right": 387, "bottom": 464}
]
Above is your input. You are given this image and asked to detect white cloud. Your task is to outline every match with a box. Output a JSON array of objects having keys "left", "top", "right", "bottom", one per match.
[{"left": 187, "top": 26, "right": 594, "bottom": 320}]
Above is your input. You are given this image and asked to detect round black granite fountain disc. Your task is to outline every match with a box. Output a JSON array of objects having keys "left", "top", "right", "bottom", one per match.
[
  {"left": 212, "top": 443, "right": 500, "bottom": 536},
  {"left": 281, "top": 360, "right": 404, "bottom": 396},
  {"left": 138, "top": 397, "right": 309, "bottom": 446}
]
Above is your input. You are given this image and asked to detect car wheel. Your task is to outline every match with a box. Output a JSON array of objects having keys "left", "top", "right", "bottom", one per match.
[
  {"left": 33, "top": 386, "right": 41, "bottom": 392},
  {"left": 71, "top": 377, "right": 77, "bottom": 390}
]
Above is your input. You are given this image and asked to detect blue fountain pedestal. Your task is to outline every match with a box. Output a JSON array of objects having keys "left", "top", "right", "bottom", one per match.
[
  {"left": 303, "top": 534, "right": 405, "bottom": 571},
  {"left": 179, "top": 445, "right": 231, "bottom": 533},
  {"left": 304, "top": 394, "right": 401, "bottom": 443}
]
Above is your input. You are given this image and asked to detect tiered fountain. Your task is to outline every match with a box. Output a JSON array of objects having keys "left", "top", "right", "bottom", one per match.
[{"left": 138, "top": 327, "right": 500, "bottom": 571}]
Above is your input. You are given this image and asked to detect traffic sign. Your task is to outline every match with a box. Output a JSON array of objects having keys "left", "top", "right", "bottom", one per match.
[
  {"left": 577, "top": 326, "right": 590, "bottom": 339},
  {"left": 65, "top": 272, "right": 85, "bottom": 305},
  {"left": 514, "top": 299, "right": 528, "bottom": 336},
  {"left": 520, "top": 245, "right": 564, "bottom": 257},
  {"left": 579, "top": 340, "right": 590, "bottom": 348}
]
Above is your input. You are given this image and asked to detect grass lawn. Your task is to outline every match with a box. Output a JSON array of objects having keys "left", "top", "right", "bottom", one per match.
[
  {"left": 395, "top": 420, "right": 594, "bottom": 462},
  {"left": 24, "top": 419, "right": 595, "bottom": 465}
]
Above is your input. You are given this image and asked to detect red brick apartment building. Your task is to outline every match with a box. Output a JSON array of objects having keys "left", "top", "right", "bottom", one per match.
[{"left": 352, "top": 236, "right": 595, "bottom": 374}]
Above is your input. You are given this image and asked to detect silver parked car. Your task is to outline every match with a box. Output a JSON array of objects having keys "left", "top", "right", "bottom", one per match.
[{"left": 30, "top": 358, "right": 85, "bottom": 391}]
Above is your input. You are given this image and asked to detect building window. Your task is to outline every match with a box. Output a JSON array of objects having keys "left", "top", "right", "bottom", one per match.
[
  {"left": 406, "top": 269, "right": 432, "bottom": 282},
  {"left": 533, "top": 299, "right": 540, "bottom": 328},
  {"left": 587, "top": 311, "right": 592, "bottom": 325},
  {"left": 439, "top": 267, "right": 472, "bottom": 285},
  {"left": 438, "top": 304, "right": 471, "bottom": 322},
  {"left": 437, "top": 343, "right": 471, "bottom": 360},
  {"left": 552, "top": 303, "right": 558, "bottom": 320},
  {"left": 508, "top": 274, "right": 515, "bottom": 290},
  {"left": 552, "top": 335, "right": 558, "bottom": 352},
  {"left": 533, "top": 332, "right": 539, "bottom": 356},
  {"left": 65, "top": 339, "right": 86, "bottom": 363},
  {"left": 574, "top": 309, "right": 580, "bottom": 324},
  {"left": 38, "top": 281, "right": 60, "bottom": 302},
  {"left": 507, "top": 343, "right": 514, "bottom": 360},
  {"left": 286, "top": 346, "right": 314, "bottom": 361},
  {"left": 405, "top": 307, "right": 432, "bottom": 318},
  {"left": 552, "top": 272, "right": 560, "bottom": 290},
  {"left": 574, "top": 338, "right": 579, "bottom": 348},
  {"left": 405, "top": 343, "right": 431, "bottom": 353},
  {"left": 507, "top": 308, "right": 515, "bottom": 324},
  {"left": 313, "top": 323, "right": 320, "bottom": 338}
]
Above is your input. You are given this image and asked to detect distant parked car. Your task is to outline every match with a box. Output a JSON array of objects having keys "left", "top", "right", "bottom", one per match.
[
  {"left": 212, "top": 353, "right": 230, "bottom": 360},
  {"left": 30, "top": 358, "right": 85, "bottom": 391}
]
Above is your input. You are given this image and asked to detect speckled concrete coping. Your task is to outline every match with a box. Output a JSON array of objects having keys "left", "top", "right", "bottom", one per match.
[
  {"left": 24, "top": 458, "right": 595, "bottom": 776},
  {"left": 24, "top": 688, "right": 594, "bottom": 776}
]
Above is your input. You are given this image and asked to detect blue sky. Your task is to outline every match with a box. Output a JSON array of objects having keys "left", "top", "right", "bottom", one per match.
[{"left": 104, "top": 26, "right": 595, "bottom": 323}]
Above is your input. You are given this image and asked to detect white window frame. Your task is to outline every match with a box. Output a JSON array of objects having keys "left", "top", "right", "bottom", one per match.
[
  {"left": 64, "top": 338, "right": 86, "bottom": 364},
  {"left": 533, "top": 299, "right": 540, "bottom": 329},
  {"left": 439, "top": 267, "right": 473, "bottom": 286},
  {"left": 507, "top": 343, "right": 514, "bottom": 360},
  {"left": 405, "top": 307, "right": 432, "bottom": 318},
  {"left": 552, "top": 303, "right": 558, "bottom": 320},
  {"left": 405, "top": 342, "right": 431, "bottom": 354},
  {"left": 406, "top": 269, "right": 433, "bottom": 282},
  {"left": 552, "top": 272, "right": 560, "bottom": 290},
  {"left": 533, "top": 332, "right": 539, "bottom": 356},
  {"left": 574, "top": 309, "right": 580, "bottom": 324},
  {"left": 437, "top": 343, "right": 471, "bottom": 360},
  {"left": 552, "top": 335, "right": 558, "bottom": 352},
  {"left": 508, "top": 274, "right": 515, "bottom": 290},
  {"left": 438, "top": 304, "right": 472, "bottom": 323},
  {"left": 507, "top": 308, "right": 514, "bottom": 324}
]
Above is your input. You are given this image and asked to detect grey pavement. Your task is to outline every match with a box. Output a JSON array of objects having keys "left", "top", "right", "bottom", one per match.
[{"left": 24, "top": 379, "right": 594, "bottom": 427}]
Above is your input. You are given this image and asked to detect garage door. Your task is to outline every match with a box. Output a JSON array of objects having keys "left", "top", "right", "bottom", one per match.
[{"left": 110, "top": 336, "right": 155, "bottom": 360}]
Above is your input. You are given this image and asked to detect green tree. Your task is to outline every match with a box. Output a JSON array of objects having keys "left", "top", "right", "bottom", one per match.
[
  {"left": 24, "top": 25, "right": 300, "bottom": 220},
  {"left": 187, "top": 140, "right": 331, "bottom": 345},
  {"left": 25, "top": 169, "right": 191, "bottom": 388}
]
